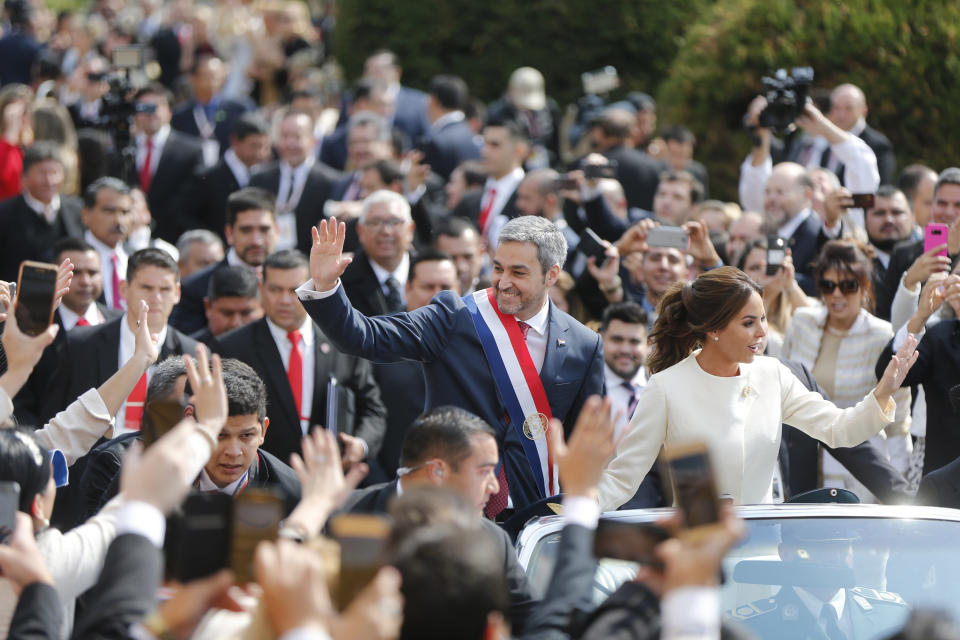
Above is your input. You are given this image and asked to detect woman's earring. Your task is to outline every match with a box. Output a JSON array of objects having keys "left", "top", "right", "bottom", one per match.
[{"left": 713, "top": 336, "right": 719, "bottom": 342}]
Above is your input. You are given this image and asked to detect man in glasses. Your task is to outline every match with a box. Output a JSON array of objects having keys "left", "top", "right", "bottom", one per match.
[{"left": 340, "top": 190, "right": 417, "bottom": 316}]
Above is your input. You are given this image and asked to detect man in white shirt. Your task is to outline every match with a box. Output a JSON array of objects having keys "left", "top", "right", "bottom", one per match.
[
  {"left": 600, "top": 302, "right": 649, "bottom": 432},
  {"left": 81, "top": 177, "right": 133, "bottom": 311},
  {"left": 478, "top": 119, "right": 528, "bottom": 247}
]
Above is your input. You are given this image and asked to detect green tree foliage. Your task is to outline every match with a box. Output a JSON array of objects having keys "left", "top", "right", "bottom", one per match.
[
  {"left": 658, "top": 0, "right": 960, "bottom": 201},
  {"left": 335, "top": 0, "right": 710, "bottom": 105}
]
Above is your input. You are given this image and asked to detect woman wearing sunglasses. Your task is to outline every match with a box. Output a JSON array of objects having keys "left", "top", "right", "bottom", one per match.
[{"left": 781, "top": 240, "right": 912, "bottom": 501}]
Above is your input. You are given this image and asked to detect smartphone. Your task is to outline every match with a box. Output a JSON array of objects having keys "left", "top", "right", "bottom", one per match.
[
  {"left": 551, "top": 174, "right": 579, "bottom": 191},
  {"left": 165, "top": 492, "right": 233, "bottom": 582},
  {"left": 15, "top": 261, "right": 57, "bottom": 337},
  {"left": 850, "top": 193, "right": 875, "bottom": 209},
  {"left": 661, "top": 442, "right": 722, "bottom": 540},
  {"left": 647, "top": 226, "right": 689, "bottom": 251},
  {"left": 141, "top": 399, "right": 186, "bottom": 447},
  {"left": 766, "top": 235, "right": 786, "bottom": 276},
  {"left": 925, "top": 223, "right": 949, "bottom": 257},
  {"left": 593, "top": 519, "right": 670, "bottom": 568},
  {"left": 579, "top": 228, "right": 609, "bottom": 267},
  {"left": 583, "top": 162, "right": 618, "bottom": 180},
  {"left": 329, "top": 513, "right": 391, "bottom": 610},
  {"left": 0, "top": 481, "right": 20, "bottom": 544},
  {"left": 231, "top": 488, "right": 284, "bottom": 585}
]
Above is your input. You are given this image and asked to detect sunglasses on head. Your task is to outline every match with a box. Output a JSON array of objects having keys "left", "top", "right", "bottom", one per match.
[{"left": 818, "top": 278, "right": 860, "bottom": 294}]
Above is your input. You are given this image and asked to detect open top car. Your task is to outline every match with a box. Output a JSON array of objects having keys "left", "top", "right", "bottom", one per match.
[{"left": 516, "top": 504, "right": 960, "bottom": 640}]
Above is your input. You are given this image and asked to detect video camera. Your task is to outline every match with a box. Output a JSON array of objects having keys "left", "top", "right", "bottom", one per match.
[
  {"left": 91, "top": 45, "right": 146, "bottom": 183},
  {"left": 757, "top": 67, "right": 814, "bottom": 133}
]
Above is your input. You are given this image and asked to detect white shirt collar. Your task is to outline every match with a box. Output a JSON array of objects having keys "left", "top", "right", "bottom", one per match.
[
  {"left": 119, "top": 312, "right": 168, "bottom": 359},
  {"left": 485, "top": 166, "right": 525, "bottom": 195},
  {"left": 519, "top": 296, "right": 550, "bottom": 336},
  {"left": 603, "top": 362, "right": 646, "bottom": 388},
  {"left": 196, "top": 467, "right": 249, "bottom": 494},
  {"left": 431, "top": 110, "right": 465, "bottom": 131},
  {"left": 58, "top": 303, "right": 101, "bottom": 330},
  {"left": 265, "top": 314, "right": 314, "bottom": 346},
  {"left": 777, "top": 207, "right": 813, "bottom": 240},
  {"left": 795, "top": 587, "right": 846, "bottom": 629},
  {"left": 281, "top": 155, "right": 315, "bottom": 176},
  {"left": 368, "top": 252, "right": 410, "bottom": 287},
  {"left": 223, "top": 148, "right": 251, "bottom": 187},
  {"left": 849, "top": 118, "right": 867, "bottom": 136},
  {"left": 226, "top": 248, "right": 258, "bottom": 270},
  {"left": 22, "top": 190, "right": 60, "bottom": 222},
  {"left": 136, "top": 123, "right": 171, "bottom": 150},
  {"left": 84, "top": 228, "right": 124, "bottom": 253}
]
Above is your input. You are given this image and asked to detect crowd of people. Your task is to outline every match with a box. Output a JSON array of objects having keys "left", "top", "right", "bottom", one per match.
[{"left": 3, "top": 0, "right": 960, "bottom": 638}]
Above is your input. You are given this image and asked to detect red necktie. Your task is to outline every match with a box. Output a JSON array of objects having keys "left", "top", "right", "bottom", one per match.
[
  {"left": 287, "top": 330, "right": 304, "bottom": 421},
  {"left": 75, "top": 317, "right": 90, "bottom": 327},
  {"left": 139, "top": 138, "right": 153, "bottom": 192},
  {"left": 110, "top": 252, "right": 123, "bottom": 310},
  {"left": 124, "top": 372, "right": 147, "bottom": 431},
  {"left": 477, "top": 186, "right": 497, "bottom": 234}
]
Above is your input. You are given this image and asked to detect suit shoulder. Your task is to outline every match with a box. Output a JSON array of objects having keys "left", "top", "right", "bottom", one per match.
[
  {"left": 216, "top": 320, "right": 260, "bottom": 349},
  {"left": 726, "top": 595, "right": 779, "bottom": 621},
  {"left": 170, "top": 328, "right": 200, "bottom": 355},
  {"left": 849, "top": 586, "right": 908, "bottom": 608}
]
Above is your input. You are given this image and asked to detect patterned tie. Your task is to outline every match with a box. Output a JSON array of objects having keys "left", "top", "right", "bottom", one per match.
[
  {"left": 124, "top": 372, "right": 148, "bottom": 431},
  {"left": 287, "top": 330, "right": 303, "bottom": 422},
  {"left": 384, "top": 277, "right": 403, "bottom": 313},
  {"left": 139, "top": 138, "right": 153, "bottom": 193},
  {"left": 517, "top": 320, "right": 531, "bottom": 340},
  {"left": 622, "top": 380, "right": 639, "bottom": 418},
  {"left": 75, "top": 317, "right": 90, "bottom": 327},
  {"left": 477, "top": 186, "right": 497, "bottom": 234},
  {"left": 110, "top": 252, "right": 123, "bottom": 310}
]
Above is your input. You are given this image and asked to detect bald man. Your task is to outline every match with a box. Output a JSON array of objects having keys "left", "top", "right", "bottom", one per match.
[{"left": 826, "top": 84, "right": 897, "bottom": 185}]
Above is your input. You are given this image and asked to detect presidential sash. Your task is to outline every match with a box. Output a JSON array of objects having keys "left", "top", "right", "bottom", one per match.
[{"left": 465, "top": 288, "right": 558, "bottom": 498}]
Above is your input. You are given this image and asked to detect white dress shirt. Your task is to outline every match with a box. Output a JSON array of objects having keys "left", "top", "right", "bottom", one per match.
[
  {"left": 223, "top": 148, "right": 251, "bottom": 188},
  {"left": 777, "top": 207, "right": 814, "bottom": 241},
  {"left": 276, "top": 157, "right": 316, "bottom": 249},
  {"left": 196, "top": 467, "right": 249, "bottom": 495},
  {"left": 482, "top": 166, "right": 525, "bottom": 243},
  {"left": 117, "top": 315, "right": 168, "bottom": 434},
  {"left": 603, "top": 363, "right": 646, "bottom": 438},
  {"left": 85, "top": 230, "right": 127, "bottom": 309},
  {"left": 368, "top": 253, "right": 411, "bottom": 307},
  {"left": 58, "top": 303, "right": 103, "bottom": 331},
  {"left": 22, "top": 190, "right": 61, "bottom": 225},
  {"left": 266, "top": 315, "right": 315, "bottom": 435},
  {"left": 795, "top": 587, "right": 852, "bottom": 639},
  {"left": 135, "top": 124, "right": 171, "bottom": 178}
]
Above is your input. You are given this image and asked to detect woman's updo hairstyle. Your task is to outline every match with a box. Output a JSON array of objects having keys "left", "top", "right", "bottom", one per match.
[{"left": 647, "top": 266, "right": 761, "bottom": 374}]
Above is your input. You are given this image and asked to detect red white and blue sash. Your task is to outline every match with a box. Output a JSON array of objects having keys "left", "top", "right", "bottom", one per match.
[{"left": 465, "top": 288, "right": 558, "bottom": 497}]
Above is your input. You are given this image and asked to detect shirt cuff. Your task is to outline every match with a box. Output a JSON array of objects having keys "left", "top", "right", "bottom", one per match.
[
  {"left": 821, "top": 221, "right": 842, "bottom": 238},
  {"left": 280, "top": 628, "right": 333, "bottom": 640},
  {"left": 296, "top": 279, "right": 340, "bottom": 301},
  {"left": 563, "top": 495, "right": 600, "bottom": 529},
  {"left": 661, "top": 586, "right": 721, "bottom": 640},
  {"left": 893, "top": 322, "right": 924, "bottom": 351},
  {"left": 116, "top": 500, "right": 166, "bottom": 548},
  {"left": 898, "top": 272, "right": 921, "bottom": 296},
  {"left": 406, "top": 184, "right": 426, "bottom": 205}
]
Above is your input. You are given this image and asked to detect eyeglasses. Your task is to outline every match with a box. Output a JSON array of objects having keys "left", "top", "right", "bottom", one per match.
[
  {"left": 818, "top": 278, "right": 860, "bottom": 295},
  {"left": 362, "top": 218, "right": 407, "bottom": 230}
]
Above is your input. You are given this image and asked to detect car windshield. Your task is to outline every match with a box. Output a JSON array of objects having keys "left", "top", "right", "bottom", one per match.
[{"left": 524, "top": 516, "right": 960, "bottom": 640}]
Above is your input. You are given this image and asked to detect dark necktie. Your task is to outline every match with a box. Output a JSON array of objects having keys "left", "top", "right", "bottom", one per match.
[
  {"left": 820, "top": 603, "right": 847, "bottom": 640},
  {"left": 384, "top": 277, "right": 403, "bottom": 313},
  {"left": 622, "top": 380, "right": 639, "bottom": 418}
]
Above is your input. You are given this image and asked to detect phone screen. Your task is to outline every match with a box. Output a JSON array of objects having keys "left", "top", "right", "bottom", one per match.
[
  {"left": 329, "top": 514, "right": 391, "bottom": 610},
  {"left": 593, "top": 519, "right": 669, "bottom": 566},
  {"left": 766, "top": 235, "right": 786, "bottom": 276},
  {"left": 0, "top": 482, "right": 20, "bottom": 544},
  {"left": 667, "top": 450, "right": 720, "bottom": 529},
  {"left": 165, "top": 492, "right": 232, "bottom": 582},
  {"left": 15, "top": 262, "right": 57, "bottom": 337},
  {"left": 142, "top": 400, "right": 187, "bottom": 447},
  {"left": 647, "top": 226, "right": 688, "bottom": 250},
  {"left": 231, "top": 488, "right": 284, "bottom": 585}
]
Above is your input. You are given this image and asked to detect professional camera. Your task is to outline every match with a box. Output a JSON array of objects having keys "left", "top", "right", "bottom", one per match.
[
  {"left": 90, "top": 46, "right": 145, "bottom": 183},
  {"left": 757, "top": 67, "right": 814, "bottom": 133}
]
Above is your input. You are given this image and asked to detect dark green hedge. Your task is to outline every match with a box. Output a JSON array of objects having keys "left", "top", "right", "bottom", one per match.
[
  {"left": 335, "top": 0, "right": 710, "bottom": 105},
  {"left": 657, "top": 0, "right": 960, "bottom": 201}
]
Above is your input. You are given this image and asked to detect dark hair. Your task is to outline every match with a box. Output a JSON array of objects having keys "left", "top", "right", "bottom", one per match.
[
  {"left": 127, "top": 247, "right": 179, "bottom": 282},
  {"left": 627, "top": 91, "right": 656, "bottom": 113},
  {"left": 226, "top": 187, "right": 276, "bottom": 227},
  {"left": 736, "top": 238, "right": 770, "bottom": 270},
  {"left": 591, "top": 110, "right": 633, "bottom": 141},
  {"left": 658, "top": 169, "right": 705, "bottom": 205},
  {"left": 0, "top": 428, "right": 52, "bottom": 513},
  {"left": 409, "top": 249, "right": 454, "bottom": 284},
  {"left": 362, "top": 158, "right": 403, "bottom": 187},
  {"left": 399, "top": 406, "right": 496, "bottom": 469},
  {"left": 392, "top": 525, "right": 508, "bottom": 640},
  {"left": 133, "top": 82, "right": 173, "bottom": 107},
  {"left": 935, "top": 168, "right": 960, "bottom": 200},
  {"left": 647, "top": 266, "right": 761, "bottom": 375},
  {"left": 53, "top": 236, "right": 96, "bottom": 263},
  {"left": 464, "top": 97, "right": 486, "bottom": 124},
  {"left": 230, "top": 112, "right": 270, "bottom": 141},
  {"left": 600, "top": 301, "right": 648, "bottom": 333},
  {"left": 387, "top": 485, "right": 477, "bottom": 550},
  {"left": 207, "top": 265, "right": 260, "bottom": 301},
  {"left": 435, "top": 216, "right": 479, "bottom": 241},
  {"left": 456, "top": 160, "right": 487, "bottom": 188},
  {"left": 430, "top": 74, "right": 469, "bottom": 111},
  {"left": 189, "top": 53, "right": 222, "bottom": 76},
  {"left": 221, "top": 358, "right": 267, "bottom": 423},
  {"left": 262, "top": 248, "right": 308, "bottom": 282},
  {"left": 83, "top": 175, "right": 130, "bottom": 208},
  {"left": 874, "top": 184, "right": 903, "bottom": 201},
  {"left": 897, "top": 164, "right": 936, "bottom": 206},
  {"left": 661, "top": 124, "right": 696, "bottom": 146},
  {"left": 812, "top": 240, "right": 874, "bottom": 313},
  {"left": 353, "top": 77, "right": 387, "bottom": 103},
  {"left": 22, "top": 141, "right": 63, "bottom": 173},
  {"left": 483, "top": 116, "right": 529, "bottom": 144}
]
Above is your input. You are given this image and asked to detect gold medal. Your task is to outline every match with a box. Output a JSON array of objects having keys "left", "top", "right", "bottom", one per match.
[{"left": 522, "top": 412, "right": 549, "bottom": 440}]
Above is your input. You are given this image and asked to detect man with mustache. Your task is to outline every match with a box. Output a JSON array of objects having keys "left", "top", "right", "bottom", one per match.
[
  {"left": 864, "top": 186, "right": 915, "bottom": 298},
  {"left": 298, "top": 211, "right": 604, "bottom": 516},
  {"left": 81, "top": 177, "right": 133, "bottom": 311}
]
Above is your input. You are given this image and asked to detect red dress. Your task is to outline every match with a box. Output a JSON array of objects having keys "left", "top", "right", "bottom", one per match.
[{"left": 0, "top": 139, "right": 23, "bottom": 201}]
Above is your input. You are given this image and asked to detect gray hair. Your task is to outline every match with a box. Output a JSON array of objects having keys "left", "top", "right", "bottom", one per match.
[
  {"left": 498, "top": 216, "right": 567, "bottom": 273},
  {"left": 146, "top": 357, "right": 188, "bottom": 404},
  {"left": 935, "top": 167, "right": 960, "bottom": 199},
  {"left": 347, "top": 110, "right": 391, "bottom": 142},
  {"left": 176, "top": 229, "right": 224, "bottom": 259},
  {"left": 359, "top": 189, "right": 412, "bottom": 224}
]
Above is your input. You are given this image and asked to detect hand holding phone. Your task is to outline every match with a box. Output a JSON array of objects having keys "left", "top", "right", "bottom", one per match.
[
  {"left": 925, "top": 223, "right": 950, "bottom": 258},
  {"left": 15, "top": 261, "right": 57, "bottom": 337},
  {"left": 766, "top": 235, "right": 786, "bottom": 276},
  {"left": 329, "top": 513, "right": 391, "bottom": 610},
  {"left": 579, "top": 228, "right": 610, "bottom": 267},
  {"left": 661, "top": 442, "right": 722, "bottom": 541}
]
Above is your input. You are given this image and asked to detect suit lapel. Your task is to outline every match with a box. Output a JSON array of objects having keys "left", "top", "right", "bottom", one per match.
[
  {"left": 540, "top": 302, "right": 569, "bottom": 411},
  {"left": 99, "top": 318, "right": 122, "bottom": 378},
  {"left": 254, "top": 320, "right": 300, "bottom": 429},
  {"left": 311, "top": 322, "right": 334, "bottom": 423}
]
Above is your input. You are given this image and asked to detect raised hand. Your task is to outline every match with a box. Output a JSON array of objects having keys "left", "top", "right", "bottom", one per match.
[
  {"left": 0, "top": 305, "right": 59, "bottom": 399},
  {"left": 547, "top": 395, "right": 620, "bottom": 500},
  {"left": 53, "top": 257, "right": 75, "bottom": 310},
  {"left": 310, "top": 218, "right": 354, "bottom": 292},
  {"left": 132, "top": 300, "right": 160, "bottom": 369},
  {"left": 874, "top": 334, "right": 919, "bottom": 403},
  {"left": 184, "top": 345, "right": 228, "bottom": 442},
  {"left": 255, "top": 540, "right": 334, "bottom": 638},
  {"left": 904, "top": 244, "right": 951, "bottom": 290}
]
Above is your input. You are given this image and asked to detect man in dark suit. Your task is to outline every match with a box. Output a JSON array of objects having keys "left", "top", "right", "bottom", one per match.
[
  {"left": 219, "top": 249, "right": 386, "bottom": 469},
  {"left": 423, "top": 74, "right": 482, "bottom": 181},
  {"left": 826, "top": 83, "right": 897, "bottom": 185},
  {"left": 474, "top": 118, "right": 527, "bottom": 244},
  {"left": 342, "top": 406, "right": 537, "bottom": 633},
  {"left": 189, "top": 266, "right": 262, "bottom": 350},
  {"left": 0, "top": 142, "right": 84, "bottom": 283},
  {"left": 250, "top": 108, "right": 341, "bottom": 254},
  {"left": 863, "top": 186, "right": 917, "bottom": 316},
  {"left": 328, "top": 111, "right": 394, "bottom": 203},
  {"left": 170, "top": 187, "right": 277, "bottom": 335},
  {"left": 362, "top": 50, "right": 429, "bottom": 148},
  {"left": 876, "top": 168, "right": 960, "bottom": 320},
  {"left": 178, "top": 113, "right": 272, "bottom": 241},
  {"left": 0, "top": 3, "right": 41, "bottom": 86},
  {"left": 514, "top": 169, "right": 581, "bottom": 268},
  {"left": 321, "top": 78, "right": 393, "bottom": 172},
  {"left": 170, "top": 54, "right": 253, "bottom": 164},
  {"left": 14, "top": 238, "right": 121, "bottom": 426},
  {"left": 917, "top": 455, "right": 960, "bottom": 508},
  {"left": 300, "top": 215, "right": 605, "bottom": 513},
  {"left": 587, "top": 109, "right": 663, "bottom": 212},
  {"left": 122, "top": 83, "right": 206, "bottom": 243},
  {"left": 340, "top": 190, "right": 417, "bottom": 316}
]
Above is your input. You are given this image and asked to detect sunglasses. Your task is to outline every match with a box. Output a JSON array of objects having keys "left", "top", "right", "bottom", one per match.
[{"left": 818, "top": 278, "right": 860, "bottom": 295}]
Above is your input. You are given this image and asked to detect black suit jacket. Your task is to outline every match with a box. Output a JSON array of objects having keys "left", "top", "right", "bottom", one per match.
[
  {"left": 319, "top": 124, "right": 348, "bottom": 171},
  {"left": 776, "top": 358, "right": 910, "bottom": 503},
  {"left": 859, "top": 124, "right": 897, "bottom": 186},
  {"left": 875, "top": 238, "right": 923, "bottom": 321},
  {"left": 786, "top": 211, "right": 824, "bottom": 295},
  {"left": 169, "top": 258, "right": 229, "bottom": 335},
  {"left": 249, "top": 161, "right": 342, "bottom": 254},
  {"left": 601, "top": 145, "right": 663, "bottom": 212},
  {"left": 916, "top": 455, "right": 960, "bottom": 508},
  {"left": 340, "top": 250, "right": 416, "bottom": 317},
  {"left": 217, "top": 317, "right": 387, "bottom": 465},
  {"left": 0, "top": 194, "right": 84, "bottom": 282},
  {"left": 423, "top": 118, "right": 482, "bottom": 181},
  {"left": 8, "top": 582, "right": 63, "bottom": 640},
  {"left": 170, "top": 98, "right": 251, "bottom": 154},
  {"left": 177, "top": 159, "right": 243, "bottom": 241},
  {"left": 342, "top": 481, "right": 538, "bottom": 634},
  {"left": 877, "top": 319, "right": 960, "bottom": 476},
  {"left": 14, "top": 303, "right": 121, "bottom": 426},
  {"left": 369, "top": 360, "right": 425, "bottom": 482}
]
